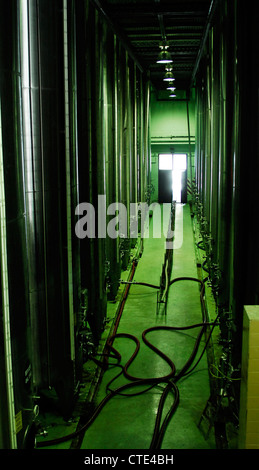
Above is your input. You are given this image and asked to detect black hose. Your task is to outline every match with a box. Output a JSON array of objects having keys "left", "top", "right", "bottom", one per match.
[
  {"left": 148, "top": 276, "right": 209, "bottom": 448},
  {"left": 107, "top": 332, "right": 176, "bottom": 383},
  {"left": 120, "top": 280, "right": 160, "bottom": 290},
  {"left": 197, "top": 240, "right": 206, "bottom": 251},
  {"left": 202, "top": 259, "right": 209, "bottom": 273},
  {"left": 181, "top": 313, "right": 219, "bottom": 378},
  {"left": 37, "top": 379, "right": 168, "bottom": 448},
  {"left": 149, "top": 380, "right": 180, "bottom": 450},
  {"left": 37, "top": 276, "right": 214, "bottom": 450}
]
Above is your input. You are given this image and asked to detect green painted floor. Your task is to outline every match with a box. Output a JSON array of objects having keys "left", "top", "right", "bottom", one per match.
[{"left": 80, "top": 204, "right": 216, "bottom": 450}]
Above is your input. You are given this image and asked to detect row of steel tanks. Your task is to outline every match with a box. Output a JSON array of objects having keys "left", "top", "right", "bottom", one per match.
[
  {"left": 193, "top": 0, "right": 259, "bottom": 411},
  {"left": 0, "top": 0, "right": 151, "bottom": 448}
]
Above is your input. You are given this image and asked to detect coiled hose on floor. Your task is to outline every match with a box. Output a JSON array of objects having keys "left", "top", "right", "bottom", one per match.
[{"left": 36, "top": 270, "right": 218, "bottom": 449}]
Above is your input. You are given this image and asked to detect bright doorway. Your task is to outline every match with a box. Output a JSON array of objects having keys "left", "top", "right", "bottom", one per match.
[{"left": 158, "top": 153, "right": 187, "bottom": 203}]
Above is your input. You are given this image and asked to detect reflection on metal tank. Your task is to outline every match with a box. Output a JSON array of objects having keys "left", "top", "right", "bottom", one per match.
[
  {"left": 0, "top": 0, "right": 34, "bottom": 449},
  {"left": 75, "top": 1, "right": 108, "bottom": 343},
  {"left": 194, "top": 0, "right": 259, "bottom": 377},
  {"left": 0, "top": 0, "right": 152, "bottom": 447},
  {"left": 104, "top": 31, "right": 121, "bottom": 300},
  {"left": 20, "top": 0, "right": 80, "bottom": 417}
]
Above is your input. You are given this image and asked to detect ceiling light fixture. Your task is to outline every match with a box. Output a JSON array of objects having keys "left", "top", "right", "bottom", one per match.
[
  {"left": 163, "top": 67, "right": 175, "bottom": 82},
  {"left": 167, "top": 85, "right": 176, "bottom": 91},
  {"left": 156, "top": 49, "right": 173, "bottom": 64},
  {"left": 156, "top": 41, "right": 173, "bottom": 64}
]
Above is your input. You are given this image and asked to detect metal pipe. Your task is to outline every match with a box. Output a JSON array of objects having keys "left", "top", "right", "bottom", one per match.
[
  {"left": 104, "top": 26, "right": 121, "bottom": 299},
  {"left": 132, "top": 64, "right": 138, "bottom": 206},
  {"left": 113, "top": 36, "right": 119, "bottom": 205},
  {"left": 138, "top": 74, "right": 144, "bottom": 204},
  {"left": 117, "top": 43, "right": 124, "bottom": 207},
  {"left": 34, "top": 0, "right": 51, "bottom": 386},
  {"left": 125, "top": 51, "right": 131, "bottom": 235},
  {"left": 20, "top": 0, "right": 43, "bottom": 386},
  {"left": 209, "top": 25, "right": 220, "bottom": 252},
  {"left": 228, "top": 0, "right": 241, "bottom": 319},
  {"left": 204, "top": 58, "right": 211, "bottom": 221},
  {"left": 191, "top": 0, "right": 219, "bottom": 86},
  {"left": 155, "top": 0, "right": 166, "bottom": 42},
  {"left": 216, "top": 1, "right": 232, "bottom": 308},
  {"left": 63, "top": 0, "right": 76, "bottom": 363},
  {"left": 143, "top": 79, "right": 151, "bottom": 202},
  {"left": 67, "top": 0, "right": 81, "bottom": 324},
  {"left": 157, "top": 14, "right": 166, "bottom": 42},
  {"left": 186, "top": 98, "right": 193, "bottom": 194}
]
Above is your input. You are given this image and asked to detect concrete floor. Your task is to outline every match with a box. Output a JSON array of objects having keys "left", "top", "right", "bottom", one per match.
[
  {"left": 36, "top": 203, "right": 217, "bottom": 450},
  {"left": 80, "top": 203, "right": 216, "bottom": 450}
]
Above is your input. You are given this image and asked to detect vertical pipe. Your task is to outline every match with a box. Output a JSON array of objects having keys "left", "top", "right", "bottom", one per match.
[
  {"left": 209, "top": 24, "right": 220, "bottom": 251},
  {"left": 63, "top": 0, "right": 75, "bottom": 365},
  {"left": 204, "top": 53, "right": 211, "bottom": 222},
  {"left": 228, "top": 0, "right": 241, "bottom": 353},
  {"left": 138, "top": 74, "right": 144, "bottom": 203},
  {"left": 113, "top": 36, "right": 119, "bottom": 206},
  {"left": 194, "top": 85, "right": 200, "bottom": 192},
  {"left": 68, "top": 0, "right": 81, "bottom": 324},
  {"left": 186, "top": 98, "right": 193, "bottom": 197},
  {"left": 117, "top": 42, "right": 123, "bottom": 208},
  {"left": 143, "top": 78, "right": 150, "bottom": 203},
  {"left": 119, "top": 50, "right": 131, "bottom": 267},
  {"left": 103, "top": 28, "right": 121, "bottom": 299},
  {"left": 20, "top": 0, "right": 43, "bottom": 385},
  {"left": 93, "top": 10, "right": 107, "bottom": 337},
  {"left": 125, "top": 51, "right": 131, "bottom": 234},
  {"left": 200, "top": 82, "right": 206, "bottom": 207},
  {"left": 132, "top": 64, "right": 138, "bottom": 206},
  {"left": 130, "top": 63, "right": 138, "bottom": 246},
  {"left": 196, "top": 74, "right": 206, "bottom": 206},
  {"left": 35, "top": 0, "right": 52, "bottom": 384},
  {"left": 217, "top": 1, "right": 232, "bottom": 307},
  {"left": 75, "top": 0, "right": 94, "bottom": 322}
]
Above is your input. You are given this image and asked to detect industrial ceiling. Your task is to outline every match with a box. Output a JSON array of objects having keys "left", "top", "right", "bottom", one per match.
[{"left": 91, "top": 0, "right": 218, "bottom": 93}]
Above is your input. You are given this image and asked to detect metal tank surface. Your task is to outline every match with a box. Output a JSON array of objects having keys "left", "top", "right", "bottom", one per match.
[
  {"left": 0, "top": 0, "right": 34, "bottom": 449},
  {"left": 75, "top": 1, "right": 108, "bottom": 343},
  {"left": 20, "top": 0, "right": 82, "bottom": 418},
  {"left": 0, "top": 0, "right": 152, "bottom": 449},
  {"left": 193, "top": 0, "right": 259, "bottom": 413}
]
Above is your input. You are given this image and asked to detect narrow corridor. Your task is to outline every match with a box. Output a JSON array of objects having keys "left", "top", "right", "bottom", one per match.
[{"left": 79, "top": 204, "right": 216, "bottom": 449}]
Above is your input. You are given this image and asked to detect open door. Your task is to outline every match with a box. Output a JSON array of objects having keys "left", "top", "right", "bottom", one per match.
[
  {"left": 158, "top": 153, "right": 187, "bottom": 203},
  {"left": 158, "top": 154, "right": 173, "bottom": 203},
  {"left": 172, "top": 153, "right": 187, "bottom": 203}
]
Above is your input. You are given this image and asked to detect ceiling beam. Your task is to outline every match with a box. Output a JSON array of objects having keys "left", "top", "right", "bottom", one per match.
[{"left": 104, "top": 3, "right": 209, "bottom": 18}]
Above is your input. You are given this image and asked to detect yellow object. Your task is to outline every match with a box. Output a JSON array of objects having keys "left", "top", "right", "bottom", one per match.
[
  {"left": 238, "top": 306, "right": 259, "bottom": 449},
  {"left": 15, "top": 411, "right": 23, "bottom": 434}
]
